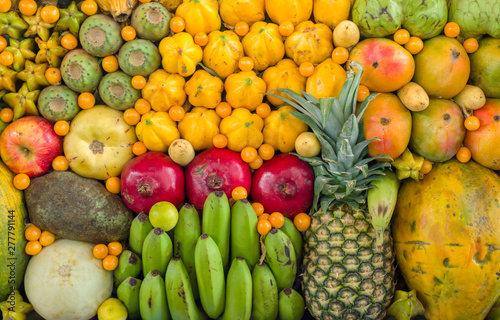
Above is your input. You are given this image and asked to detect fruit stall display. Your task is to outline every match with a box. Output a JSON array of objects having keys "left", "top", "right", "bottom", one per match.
[{"left": 0, "top": 0, "right": 500, "bottom": 319}]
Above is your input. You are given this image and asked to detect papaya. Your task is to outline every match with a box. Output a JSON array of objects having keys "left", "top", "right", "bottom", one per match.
[
  {"left": 24, "top": 171, "right": 134, "bottom": 244},
  {"left": 393, "top": 159, "right": 500, "bottom": 320},
  {"left": 0, "top": 161, "right": 29, "bottom": 302}
]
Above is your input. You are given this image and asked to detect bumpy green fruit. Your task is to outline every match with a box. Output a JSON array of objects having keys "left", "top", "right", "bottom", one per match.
[{"left": 448, "top": 0, "right": 500, "bottom": 38}]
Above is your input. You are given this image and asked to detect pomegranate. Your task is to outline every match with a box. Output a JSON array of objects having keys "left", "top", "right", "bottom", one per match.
[
  {"left": 251, "top": 153, "right": 314, "bottom": 219},
  {"left": 120, "top": 151, "right": 185, "bottom": 213},
  {"left": 185, "top": 148, "right": 252, "bottom": 210}
]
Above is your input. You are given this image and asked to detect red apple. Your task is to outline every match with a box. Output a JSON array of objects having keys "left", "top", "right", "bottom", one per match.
[{"left": 0, "top": 116, "right": 63, "bottom": 177}]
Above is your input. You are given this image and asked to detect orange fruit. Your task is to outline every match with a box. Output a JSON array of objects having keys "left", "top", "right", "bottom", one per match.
[{"left": 25, "top": 225, "right": 41, "bottom": 241}]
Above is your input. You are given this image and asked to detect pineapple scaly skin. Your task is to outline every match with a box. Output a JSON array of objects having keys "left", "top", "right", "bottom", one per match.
[{"left": 302, "top": 204, "right": 395, "bottom": 319}]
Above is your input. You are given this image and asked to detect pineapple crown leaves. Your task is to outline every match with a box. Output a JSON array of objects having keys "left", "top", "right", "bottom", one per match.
[{"left": 266, "top": 61, "right": 391, "bottom": 213}]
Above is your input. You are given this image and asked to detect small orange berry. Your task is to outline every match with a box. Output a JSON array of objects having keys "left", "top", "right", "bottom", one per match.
[
  {"left": 269, "top": 212, "right": 285, "bottom": 228},
  {"left": 0, "top": 0, "right": 11, "bottom": 13},
  {"left": 231, "top": 186, "right": 248, "bottom": 200},
  {"left": 238, "top": 56, "right": 254, "bottom": 72},
  {"left": 464, "top": 115, "right": 480, "bottom": 131},
  {"left": 463, "top": 38, "right": 479, "bottom": 54},
  {"left": 257, "top": 219, "right": 272, "bottom": 235},
  {"left": 80, "top": 0, "right": 98, "bottom": 15},
  {"left": 216, "top": 102, "right": 232, "bottom": 118},
  {"left": 102, "top": 255, "right": 119, "bottom": 270},
  {"left": 356, "top": 85, "right": 370, "bottom": 102},
  {"left": 234, "top": 21, "right": 249, "bottom": 36},
  {"left": 0, "top": 36, "right": 7, "bottom": 52},
  {"left": 170, "top": 16, "right": 185, "bottom": 33},
  {"left": 405, "top": 36, "right": 424, "bottom": 55},
  {"left": 213, "top": 134, "right": 228, "bottom": 149},
  {"left": 52, "top": 155, "right": 69, "bottom": 171},
  {"left": 258, "top": 143, "right": 275, "bottom": 161},
  {"left": 241, "top": 146, "right": 258, "bottom": 163},
  {"left": 78, "top": 92, "right": 95, "bottom": 109},
  {"left": 53, "top": 120, "right": 70, "bottom": 136},
  {"left": 139, "top": 0, "right": 151, "bottom": 3},
  {"left": 93, "top": 244, "right": 108, "bottom": 259},
  {"left": 131, "top": 75, "right": 146, "bottom": 90},
  {"left": 299, "top": 61, "right": 315, "bottom": 77},
  {"left": 45, "top": 67, "right": 62, "bottom": 85},
  {"left": 25, "top": 241, "right": 42, "bottom": 255},
  {"left": 102, "top": 55, "right": 119, "bottom": 73},
  {"left": 249, "top": 155, "right": 263, "bottom": 170},
  {"left": 39, "top": 231, "right": 55, "bottom": 246},
  {"left": 169, "top": 105, "right": 185, "bottom": 121},
  {"left": 123, "top": 108, "right": 141, "bottom": 126},
  {"left": 40, "top": 5, "right": 59, "bottom": 23},
  {"left": 0, "top": 51, "right": 13, "bottom": 66},
  {"left": 108, "top": 241, "right": 123, "bottom": 256},
  {"left": 444, "top": 22, "right": 460, "bottom": 38},
  {"left": 331, "top": 47, "right": 349, "bottom": 65},
  {"left": 393, "top": 29, "right": 410, "bottom": 45},
  {"left": 132, "top": 141, "right": 148, "bottom": 155},
  {"left": 13, "top": 173, "right": 30, "bottom": 190},
  {"left": 121, "top": 26, "right": 136, "bottom": 41},
  {"left": 419, "top": 159, "right": 433, "bottom": 175},
  {"left": 134, "top": 98, "right": 151, "bottom": 115},
  {"left": 251, "top": 202, "right": 265, "bottom": 216},
  {"left": 293, "top": 213, "right": 311, "bottom": 232},
  {"left": 194, "top": 32, "right": 208, "bottom": 46},
  {"left": 106, "top": 177, "right": 121, "bottom": 194},
  {"left": 279, "top": 21, "right": 294, "bottom": 37},
  {"left": 456, "top": 146, "right": 471, "bottom": 163},
  {"left": 0, "top": 107, "right": 13, "bottom": 122},
  {"left": 60, "top": 33, "right": 78, "bottom": 50},
  {"left": 18, "top": 0, "right": 37, "bottom": 16},
  {"left": 25, "top": 225, "right": 41, "bottom": 241},
  {"left": 256, "top": 103, "right": 271, "bottom": 118},
  {"left": 258, "top": 213, "right": 270, "bottom": 221}
]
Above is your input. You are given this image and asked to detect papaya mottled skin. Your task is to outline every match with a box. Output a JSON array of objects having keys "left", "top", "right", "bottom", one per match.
[
  {"left": 393, "top": 159, "right": 500, "bottom": 320},
  {"left": 25, "top": 171, "right": 134, "bottom": 244}
]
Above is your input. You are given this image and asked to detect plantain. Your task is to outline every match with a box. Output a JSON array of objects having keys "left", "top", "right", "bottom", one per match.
[
  {"left": 264, "top": 227, "right": 297, "bottom": 291},
  {"left": 230, "top": 198, "right": 260, "bottom": 271},
  {"left": 278, "top": 288, "right": 305, "bottom": 320},
  {"left": 114, "top": 250, "right": 142, "bottom": 288},
  {"left": 142, "top": 227, "right": 173, "bottom": 278},
  {"left": 139, "top": 270, "right": 170, "bottom": 320},
  {"left": 129, "top": 212, "right": 154, "bottom": 256},
  {"left": 279, "top": 217, "right": 303, "bottom": 263},
  {"left": 251, "top": 261, "right": 279, "bottom": 320},
  {"left": 220, "top": 257, "right": 253, "bottom": 320},
  {"left": 117, "top": 277, "right": 142, "bottom": 320}
]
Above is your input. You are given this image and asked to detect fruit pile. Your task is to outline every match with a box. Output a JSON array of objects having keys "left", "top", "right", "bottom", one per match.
[{"left": 1, "top": 0, "right": 500, "bottom": 319}]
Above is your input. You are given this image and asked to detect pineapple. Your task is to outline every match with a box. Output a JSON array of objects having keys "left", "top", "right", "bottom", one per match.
[{"left": 268, "top": 61, "right": 395, "bottom": 319}]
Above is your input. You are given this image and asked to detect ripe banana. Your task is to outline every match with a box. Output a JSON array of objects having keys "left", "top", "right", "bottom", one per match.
[
  {"left": 129, "top": 212, "right": 153, "bottom": 256},
  {"left": 251, "top": 261, "right": 279, "bottom": 320},
  {"left": 117, "top": 276, "right": 142, "bottom": 320},
  {"left": 194, "top": 234, "right": 225, "bottom": 319},
  {"left": 220, "top": 257, "right": 253, "bottom": 320},
  {"left": 230, "top": 198, "right": 260, "bottom": 271},
  {"left": 139, "top": 270, "right": 170, "bottom": 320},
  {"left": 202, "top": 191, "right": 231, "bottom": 271},
  {"left": 142, "top": 227, "right": 173, "bottom": 278},
  {"left": 265, "top": 227, "right": 297, "bottom": 291},
  {"left": 165, "top": 255, "right": 207, "bottom": 320},
  {"left": 173, "top": 203, "right": 201, "bottom": 301},
  {"left": 278, "top": 288, "right": 305, "bottom": 320},
  {"left": 114, "top": 250, "right": 142, "bottom": 288},
  {"left": 280, "top": 217, "right": 303, "bottom": 263}
]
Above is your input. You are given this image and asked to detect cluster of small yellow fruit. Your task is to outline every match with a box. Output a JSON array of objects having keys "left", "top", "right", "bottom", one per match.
[
  {"left": 24, "top": 225, "right": 55, "bottom": 255},
  {"left": 92, "top": 242, "right": 123, "bottom": 271}
]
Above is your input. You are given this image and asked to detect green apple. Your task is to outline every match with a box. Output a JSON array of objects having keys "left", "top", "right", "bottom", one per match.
[{"left": 149, "top": 201, "right": 179, "bottom": 231}]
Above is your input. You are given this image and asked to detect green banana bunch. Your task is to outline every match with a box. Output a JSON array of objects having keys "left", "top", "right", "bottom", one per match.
[
  {"left": 280, "top": 217, "right": 303, "bottom": 262},
  {"left": 387, "top": 290, "right": 425, "bottom": 320},
  {"left": 117, "top": 277, "right": 142, "bottom": 320},
  {"left": 220, "top": 257, "right": 253, "bottom": 320},
  {"left": 194, "top": 234, "right": 225, "bottom": 319},
  {"left": 165, "top": 255, "right": 207, "bottom": 320},
  {"left": 230, "top": 198, "right": 260, "bottom": 271},
  {"left": 142, "top": 227, "right": 173, "bottom": 278},
  {"left": 265, "top": 227, "right": 297, "bottom": 291},
  {"left": 139, "top": 270, "right": 170, "bottom": 320},
  {"left": 367, "top": 169, "right": 400, "bottom": 246},
  {"left": 202, "top": 191, "right": 231, "bottom": 271},
  {"left": 114, "top": 250, "right": 142, "bottom": 288},
  {"left": 129, "top": 212, "right": 154, "bottom": 256},
  {"left": 278, "top": 288, "right": 305, "bottom": 320},
  {"left": 251, "top": 261, "right": 279, "bottom": 320},
  {"left": 173, "top": 203, "right": 201, "bottom": 301}
]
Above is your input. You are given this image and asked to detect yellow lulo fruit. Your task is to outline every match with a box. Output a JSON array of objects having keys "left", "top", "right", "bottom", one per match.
[
  {"left": 393, "top": 159, "right": 500, "bottom": 320},
  {"left": 284, "top": 21, "right": 334, "bottom": 66},
  {"left": 264, "top": 0, "right": 313, "bottom": 26},
  {"left": 313, "top": 0, "right": 351, "bottom": 30},
  {"left": 175, "top": 0, "right": 222, "bottom": 36},
  {"left": 219, "top": 107, "right": 264, "bottom": 152},
  {"left": 241, "top": 22, "right": 284, "bottom": 71},
  {"left": 141, "top": 69, "right": 186, "bottom": 112},
  {"left": 184, "top": 70, "right": 224, "bottom": 109},
  {"left": 306, "top": 58, "right": 347, "bottom": 100},
  {"left": 177, "top": 106, "right": 221, "bottom": 151},
  {"left": 158, "top": 32, "right": 203, "bottom": 77},
  {"left": 262, "top": 59, "right": 306, "bottom": 107},
  {"left": 203, "top": 30, "right": 244, "bottom": 79},
  {"left": 263, "top": 105, "right": 308, "bottom": 153},
  {"left": 224, "top": 71, "right": 266, "bottom": 111},
  {"left": 136, "top": 111, "right": 180, "bottom": 152},
  {"left": 159, "top": 0, "right": 182, "bottom": 12},
  {"left": 219, "top": 0, "right": 265, "bottom": 26}
]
